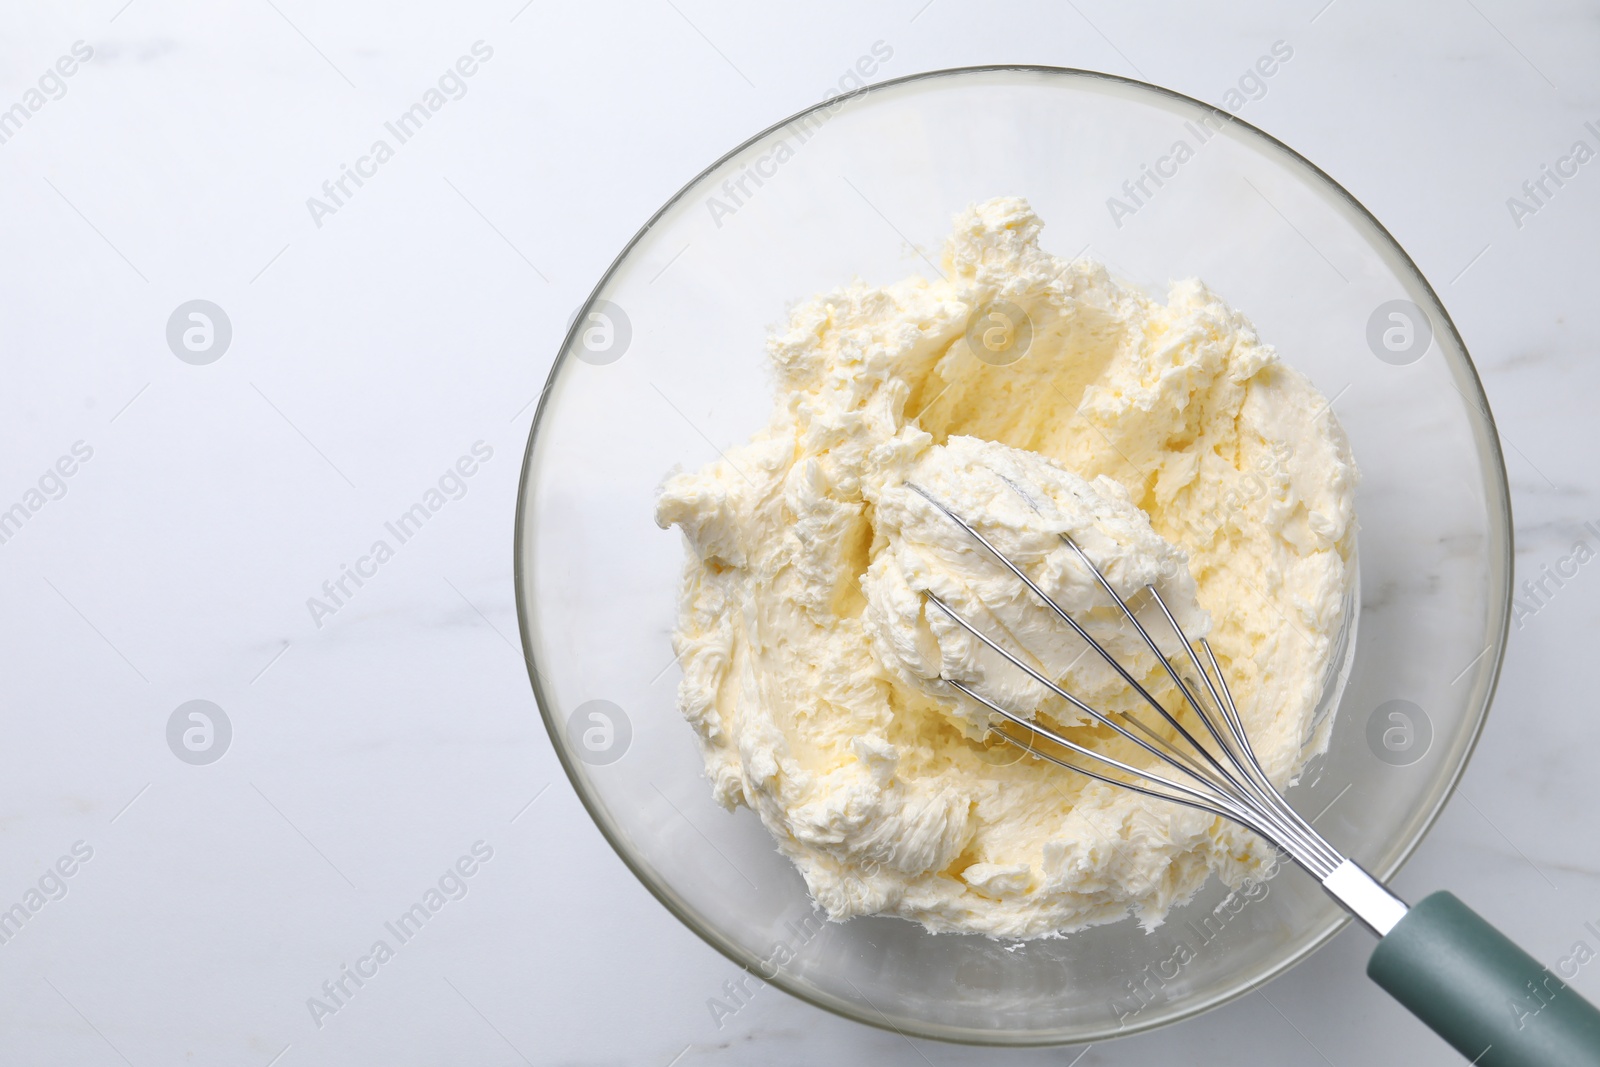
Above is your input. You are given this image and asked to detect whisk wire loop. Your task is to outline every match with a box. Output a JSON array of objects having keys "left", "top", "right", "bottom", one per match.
[{"left": 908, "top": 483, "right": 1343, "bottom": 880}]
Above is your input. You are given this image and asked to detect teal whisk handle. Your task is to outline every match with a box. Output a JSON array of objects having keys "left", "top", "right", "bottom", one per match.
[{"left": 1366, "top": 891, "right": 1600, "bottom": 1065}]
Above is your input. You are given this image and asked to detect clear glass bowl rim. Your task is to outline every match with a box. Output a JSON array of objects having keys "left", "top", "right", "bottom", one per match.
[{"left": 513, "top": 64, "right": 1515, "bottom": 1046}]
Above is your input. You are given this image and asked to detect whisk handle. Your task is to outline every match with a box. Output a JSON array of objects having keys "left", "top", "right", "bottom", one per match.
[{"left": 1367, "top": 891, "right": 1600, "bottom": 1065}]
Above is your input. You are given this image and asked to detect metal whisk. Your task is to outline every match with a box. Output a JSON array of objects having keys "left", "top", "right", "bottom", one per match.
[{"left": 907, "top": 483, "right": 1600, "bottom": 1067}]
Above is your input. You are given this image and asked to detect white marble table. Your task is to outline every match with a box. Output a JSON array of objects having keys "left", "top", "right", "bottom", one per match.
[{"left": 1, "top": 1, "right": 1596, "bottom": 1063}]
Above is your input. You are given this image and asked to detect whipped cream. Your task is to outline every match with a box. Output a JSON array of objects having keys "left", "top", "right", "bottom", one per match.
[{"left": 655, "top": 197, "right": 1357, "bottom": 937}]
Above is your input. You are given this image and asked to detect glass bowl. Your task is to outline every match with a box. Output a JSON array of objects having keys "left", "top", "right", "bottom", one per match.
[{"left": 514, "top": 67, "right": 1512, "bottom": 1046}]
